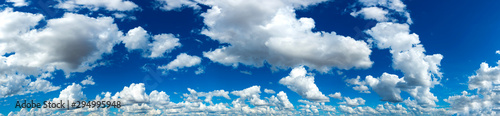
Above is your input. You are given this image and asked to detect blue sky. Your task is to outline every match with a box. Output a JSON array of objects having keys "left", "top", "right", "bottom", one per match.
[{"left": 1, "top": 0, "right": 500, "bottom": 115}]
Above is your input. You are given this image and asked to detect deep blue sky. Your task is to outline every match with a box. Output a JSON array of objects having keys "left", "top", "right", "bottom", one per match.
[{"left": 1, "top": 0, "right": 500, "bottom": 115}]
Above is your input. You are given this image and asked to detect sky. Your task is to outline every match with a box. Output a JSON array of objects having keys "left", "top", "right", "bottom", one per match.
[{"left": 1, "top": 0, "right": 500, "bottom": 115}]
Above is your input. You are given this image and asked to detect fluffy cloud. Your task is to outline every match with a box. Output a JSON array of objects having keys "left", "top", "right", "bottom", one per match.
[
  {"left": 122, "top": 26, "right": 150, "bottom": 51},
  {"left": 354, "top": 0, "right": 412, "bottom": 24},
  {"left": 184, "top": 88, "right": 231, "bottom": 104},
  {"left": 347, "top": 73, "right": 404, "bottom": 102},
  {"left": 158, "top": 53, "right": 201, "bottom": 71},
  {"left": 0, "top": 9, "right": 123, "bottom": 76},
  {"left": 341, "top": 97, "right": 366, "bottom": 107},
  {"left": 279, "top": 66, "right": 329, "bottom": 102},
  {"left": 122, "top": 27, "right": 182, "bottom": 58},
  {"left": 329, "top": 92, "right": 342, "bottom": 100},
  {"left": 200, "top": 0, "right": 372, "bottom": 72},
  {"left": 155, "top": 0, "right": 200, "bottom": 11},
  {"left": 53, "top": 83, "right": 86, "bottom": 103},
  {"left": 6, "top": 0, "right": 28, "bottom": 7},
  {"left": 80, "top": 76, "right": 95, "bottom": 85},
  {"left": 231, "top": 85, "right": 268, "bottom": 106},
  {"left": 0, "top": 8, "right": 123, "bottom": 97},
  {"left": 0, "top": 74, "right": 60, "bottom": 98},
  {"left": 149, "top": 34, "right": 182, "bottom": 58},
  {"left": 56, "top": 0, "right": 139, "bottom": 11},
  {"left": 350, "top": 7, "right": 389, "bottom": 22},
  {"left": 445, "top": 58, "right": 500, "bottom": 115},
  {"left": 365, "top": 22, "right": 443, "bottom": 107},
  {"left": 264, "top": 89, "right": 276, "bottom": 94}
]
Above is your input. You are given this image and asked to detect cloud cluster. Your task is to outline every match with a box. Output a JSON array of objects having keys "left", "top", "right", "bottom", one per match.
[
  {"left": 279, "top": 66, "right": 330, "bottom": 102},
  {"left": 155, "top": 0, "right": 200, "bottom": 11},
  {"left": 158, "top": 53, "right": 201, "bottom": 71},
  {"left": 0, "top": 7, "right": 127, "bottom": 97},
  {"left": 122, "top": 26, "right": 182, "bottom": 58},
  {"left": 345, "top": 0, "right": 443, "bottom": 108},
  {"left": 198, "top": 0, "right": 372, "bottom": 72},
  {"left": 6, "top": 0, "right": 28, "bottom": 7},
  {"left": 445, "top": 59, "right": 500, "bottom": 115},
  {"left": 56, "top": 0, "right": 139, "bottom": 11}
]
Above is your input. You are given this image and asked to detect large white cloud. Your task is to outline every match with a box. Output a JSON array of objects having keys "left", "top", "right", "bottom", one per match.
[
  {"left": 0, "top": 7, "right": 124, "bottom": 97},
  {"left": 56, "top": 0, "right": 139, "bottom": 11},
  {"left": 158, "top": 53, "right": 201, "bottom": 71},
  {"left": 199, "top": 0, "right": 372, "bottom": 72},
  {"left": 0, "top": 9, "right": 123, "bottom": 76},
  {"left": 365, "top": 22, "right": 443, "bottom": 107},
  {"left": 445, "top": 58, "right": 500, "bottom": 115},
  {"left": 279, "top": 66, "right": 329, "bottom": 102}
]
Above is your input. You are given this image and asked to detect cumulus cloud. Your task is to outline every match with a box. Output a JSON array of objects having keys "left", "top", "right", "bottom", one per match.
[
  {"left": 0, "top": 8, "right": 123, "bottom": 97},
  {"left": 279, "top": 66, "right": 329, "bottom": 102},
  {"left": 264, "top": 89, "right": 276, "bottom": 94},
  {"left": 329, "top": 92, "right": 342, "bottom": 100},
  {"left": 350, "top": 7, "right": 389, "bottom": 22},
  {"left": 53, "top": 83, "right": 86, "bottom": 103},
  {"left": 200, "top": 0, "right": 372, "bottom": 72},
  {"left": 158, "top": 53, "right": 201, "bottom": 71},
  {"left": 341, "top": 97, "right": 366, "bottom": 107},
  {"left": 6, "top": 0, "right": 28, "bottom": 7},
  {"left": 122, "top": 27, "right": 182, "bottom": 58},
  {"left": 148, "top": 34, "right": 182, "bottom": 58},
  {"left": 354, "top": 0, "right": 412, "bottom": 24},
  {"left": 347, "top": 73, "right": 404, "bottom": 102},
  {"left": 365, "top": 22, "right": 443, "bottom": 107},
  {"left": 346, "top": 76, "right": 371, "bottom": 93},
  {"left": 0, "top": 8, "right": 123, "bottom": 77},
  {"left": 155, "top": 0, "right": 200, "bottom": 11},
  {"left": 445, "top": 58, "right": 500, "bottom": 115},
  {"left": 80, "top": 76, "right": 95, "bottom": 85},
  {"left": 56, "top": 0, "right": 139, "bottom": 11}
]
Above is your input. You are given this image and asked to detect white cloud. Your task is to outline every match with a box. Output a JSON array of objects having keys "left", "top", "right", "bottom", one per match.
[
  {"left": 184, "top": 88, "right": 231, "bottom": 105},
  {"left": 346, "top": 76, "right": 371, "bottom": 93},
  {"left": 56, "top": 0, "right": 139, "bottom": 11},
  {"left": 158, "top": 53, "right": 201, "bottom": 71},
  {"left": 122, "top": 26, "right": 150, "bottom": 51},
  {"left": 445, "top": 57, "right": 500, "bottom": 115},
  {"left": 364, "top": 73, "right": 403, "bottom": 102},
  {"left": 264, "top": 89, "right": 276, "bottom": 94},
  {"left": 6, "top": 0, "right": 28, "bottom": 7},
  {"left": 0, "top": 8, "right": 124, "bottom": 97},
  {"left": 279, "top": 66, "right": 329, "bottom": 102},
  {"left": 350, "top": 7, "right": 389, "bottom": 22},
  {"left": 276, "top": 91, "right": 293, "bottom": 109},
  {"left": 53, "top": 83, "right": 86, "bottom": 102},
  {"left": 329, "top": 92, "right": 342, "bottom": 100},
  {"left": 155, "top": 0, "right": 200, "bottom": 11},
  {"left": 341, "top": 97, "right": 366, "bottom": 107},
  {"left": 80, "top": 76, "right": 95, "bottom": 85},
  {"left": 195, "top": 67, "right": 205, "bottom": 75},
  {"left": 122, "top": 27, "right": 182, "bottom": 58},
  {"left": 0, "top": 9, "right": 123, "bottom": 77},
  {"left": 231, "top": 85, "right": 268, "bottom": 106},
  {"left": 364, "top": 22, "right": 443, "bottom": 107},
  {"left": 355, "top": 0, "right": 411, "bottom": 24},
  {"left": 148, "top": 34, "right": 181, "bottom": 58},
  {"left": 200, "top": 0, "right": 372, "bottom": 72}
]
